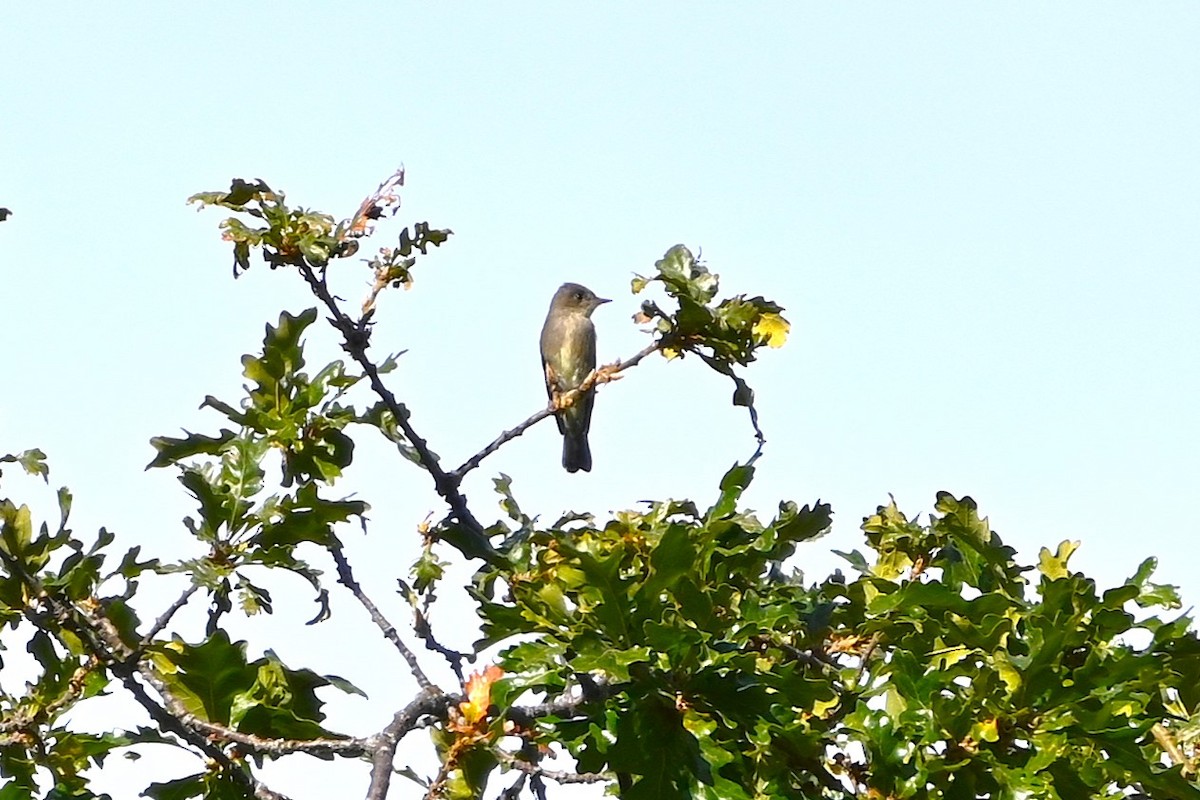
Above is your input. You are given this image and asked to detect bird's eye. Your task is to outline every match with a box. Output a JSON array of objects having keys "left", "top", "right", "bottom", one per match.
[{"left": 575, "top": 291, "right": 585, "bottom": 301}]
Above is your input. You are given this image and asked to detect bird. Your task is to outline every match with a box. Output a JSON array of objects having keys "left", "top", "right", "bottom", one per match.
[{"left": 540, "top": 282, "right": 610, "bottom": 473}]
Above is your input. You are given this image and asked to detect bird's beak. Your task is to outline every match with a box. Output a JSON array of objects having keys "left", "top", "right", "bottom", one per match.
[{"left": 597, "top": 297, "right": 612, "bottom": 305}]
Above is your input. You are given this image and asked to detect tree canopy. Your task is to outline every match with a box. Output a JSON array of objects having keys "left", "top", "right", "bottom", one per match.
[{"left": 2, "top": 172, "right": 1198, "bottom": 800}]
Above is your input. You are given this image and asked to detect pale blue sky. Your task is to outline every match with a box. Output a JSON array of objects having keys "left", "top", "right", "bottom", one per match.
[{"left": 3, "top": 4, "right": 1199, "bottom": 797}]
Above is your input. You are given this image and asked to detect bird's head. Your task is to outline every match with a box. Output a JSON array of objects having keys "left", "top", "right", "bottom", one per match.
[{"left": 551, "top": 282, "right": 610, "bottom": 316}]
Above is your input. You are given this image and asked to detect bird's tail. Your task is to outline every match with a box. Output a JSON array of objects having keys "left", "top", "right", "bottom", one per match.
[{"left": 562, "top": 432, "right": 592, "bottom": 473}]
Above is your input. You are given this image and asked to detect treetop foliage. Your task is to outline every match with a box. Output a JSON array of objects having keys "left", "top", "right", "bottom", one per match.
[{"left": 2, "top": 171, "right": 1198, "bottom": 800}]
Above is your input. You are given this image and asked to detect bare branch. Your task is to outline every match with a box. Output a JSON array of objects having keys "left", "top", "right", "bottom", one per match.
[
  {"left": 141, "top": 583, "right": 199, "bottom": 645},
  {"left": 81, "top": 603, "right": 369, "bottom": 763},
  {"left": 504, "top": 676, "right": 615, "bottom": 728},
  {"left": 851, "top": 632, "right": 883, "bottom": 692},
  {"left": 496, "top": 751, "right": 613, "bottom": 785},
  {"left": 449, "top": 341, "right": 663, "bottom": 483},
  {"left": 413, "top": 605, "right": 468, "bottom": 684},
  {"left": 367, "top": 689, "right": 451, "bottom": 800},
  {"left": 297, "top": 263, "right": 502, "bottom": 565},
  {"left": 331, "top": 543, "right": 437, "bottom": 691},
  {"left": 141, "top": 674, "right": 370, "bottom": 759}
]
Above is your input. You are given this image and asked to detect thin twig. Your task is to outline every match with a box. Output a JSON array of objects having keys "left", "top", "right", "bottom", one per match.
[
  {"left": 331, "top": 544, "right": 436, "bottom": 691},
  {"left": 852, "top": 632, "right": 883, "bottom": 691},
  {"left": 779, "top": 641, "right": 836, "bottom": 672},
  {"left": 141, "top": 584, "right": 199, "bottom": 645},
  {"left": 504, "top": 677, "right": 615, "bottom": 728},
  {"left": 423, "top": 759, "right": 456, "bottom": 800},
  {"left": 449, "top": 341, "right": 663, "bottom": 483},
  {"left": 497, "top": 773, "right": 527, "bottom": 800},
  {"left": 498, "top": 753, "right": 613, "bottom": 785},
  {"left": 0, "top": 657, "right": 101, "bottom": 736},
  {"left": 748, "top": 635, "right": 836, "bottom": 674},
  {"left": 413, "top": 606, "right": 468, "bottom": 683}
]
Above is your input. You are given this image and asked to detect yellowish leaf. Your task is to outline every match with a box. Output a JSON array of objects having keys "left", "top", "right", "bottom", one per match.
[
  {"left": 752, "top": 312, "right": 790, "bottom": 348},
  {"left": 459, "top": 665, "right": 504, "bottom": 725},
  {"left": 993, "top": 651, "right": 1022, "bottom": 696},
  {"left": 811, "top": 695, "right": 840, "bottom": 720},
  {"left": 928, "top": 640, "right": 970, "bottom": 668},
  {"left": 1038, "top": 540, "right": 1080, "bottom": 580},
  {"left": 971, "top": 717, "right": 1000, "bottom": 743}
]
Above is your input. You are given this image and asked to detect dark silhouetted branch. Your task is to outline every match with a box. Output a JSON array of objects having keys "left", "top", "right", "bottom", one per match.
[
  {"left": 141, "top": 583, "right": 199, "bottom": 645},
  {"left": 331, "top": 543, "right": 436, "bottom": 691},
  {"left": 297, "top": 263, "right": 503, "bottom": 566}
]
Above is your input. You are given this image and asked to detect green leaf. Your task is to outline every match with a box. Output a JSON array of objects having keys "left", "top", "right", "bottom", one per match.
[
  {"left": 493, "top": 473, "right": 528, "bottom": 525},
  {"left": 323, "top": 673, "right": 367, "bottom": 698},
  {"left": 654, "top": 244, "right": 719, "bottom": 304},
  {"left": 833, "top": 548, "right": 871, "bottom": 574},
  {"left": 255, "top": 484, "right": 366, "bottom": 549},
  {"left": 150, "top": 631, "right": 257, "bottom": 725},
  {"left": 708, "top": 462, "right": 754, "bottom": 521},
  {"left": 435, "top": 518, "right": 500, "bottom": 564},
  {"left": 644, "top": 525, "right": 696, "bottom": 597},
  {"left": 244, "top": 308, "right": 318, "bottom": 405},
  {"left": 224, "top": 178, "right": 271, "bottom": 207},
  {"left": 0, "top": 784, "right": 34, "bottom": 800},
  {"left": 1, "top": 501, "right": 34, "bottom": 557},
  {"left": 444, "top": 745, "right": 496, "bottom": 800},
  {"left": 412, "top": 547, "right": 446, "bottom": 594},
  {"left": 770, "top": 501, "right": 833, "bottom": 548},
  {"left": 142, "top": 773, "right": 206, "bottom": 800},
  {"left": 230, "top": 652, "right": 344, "bottom": 741},
  {"left": 146, "top": 430, "right": 236, "bottom": 470},
  {"left": 110, "top": 546, "right": 161, "bottom": 581},
  {"left": 1124, "top": 556, "right": 1182, "bottom": 609},
  {"left": 608, "top": 694, "right": 698, "bottom": 800},
  {"left": 0, "top": 449, "right": 49, "bottom": 482}
]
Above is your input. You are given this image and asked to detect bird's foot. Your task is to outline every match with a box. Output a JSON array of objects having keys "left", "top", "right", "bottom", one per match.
[{"left": 592, "top": 362, "right": 623, "bottom": 386}]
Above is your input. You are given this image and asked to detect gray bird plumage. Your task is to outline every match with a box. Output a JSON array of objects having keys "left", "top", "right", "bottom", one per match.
[{"left": 540, "top": 282, "right": 610, "bottom": 472}]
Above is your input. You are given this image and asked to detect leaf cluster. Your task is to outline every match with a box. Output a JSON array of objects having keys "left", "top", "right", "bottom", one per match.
[
  {"left": 470, "top": 472, "right": 1200, "bottom": 799},
  {"left": 187, "top": 172, "right": 450, "bottom": 296},
  {"left": 634, "top": 245, "right": 790, "bottom": 441},
  {"left": 147, "top": 309, "right": 380, "bottom": 627},
  {"left": 1, "top": 462, "right": 130, "bottom": 797}
]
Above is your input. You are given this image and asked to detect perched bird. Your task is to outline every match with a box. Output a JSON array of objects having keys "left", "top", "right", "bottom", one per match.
[{"left": 540, "top": 282, "right": 610, "bottom": 472}]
